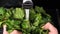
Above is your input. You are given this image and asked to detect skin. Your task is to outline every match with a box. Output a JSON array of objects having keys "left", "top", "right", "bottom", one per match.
[
  {"left": 3, "top": 25, "right": 22, "bottom": 34},
  {"left": 42, "top": 22, "right": 58, "bottom": 34},
  {"left": 3, "top": 22, "right": 58, "bottom": 34},
  {"left": 3, "top": 30, "right": 22, "bottom": 34}
]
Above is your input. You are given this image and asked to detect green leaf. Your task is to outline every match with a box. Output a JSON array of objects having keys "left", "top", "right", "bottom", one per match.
[
  {"left": 35, "top": 6, "right": 45, "bottom": 13},
  {"left": 33, "top": 14, "right": 42, "bottom": 26},
  {"left": 21, "top": 20, "right": 30, "bottom": 29},
  {"left": 0, "top": 22, "right": 3, "bottom": 27},
  {"left": 0, "top": 7, "right": 5, "bottom": 20},
  {"left": 13, "top": 8, "right": 24, "bottom": 19}
]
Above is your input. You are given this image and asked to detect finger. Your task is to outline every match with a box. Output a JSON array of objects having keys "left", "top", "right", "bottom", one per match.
[
  {"left": 3, "top": 25, "right": 8, "bottom": 34},
  {"left": 42, "top": 22, "right": 50, "bottom": 30},
  {"left": 3, "top": 25, "right": 7, "bottom": 31}
]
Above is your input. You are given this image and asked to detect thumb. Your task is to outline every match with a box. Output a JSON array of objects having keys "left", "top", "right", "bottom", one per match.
[
  {"left": 42, "top": 22, "right": 58, "bottom": 34},
  {"left": 3, "top": 25, "right": 8, "bottom": 34},
  {"left": 3, "top": 25, "right": 7, "bottom": 31},
  {"left": 42, "top": 22, "right": 50, "bottom": 30}
]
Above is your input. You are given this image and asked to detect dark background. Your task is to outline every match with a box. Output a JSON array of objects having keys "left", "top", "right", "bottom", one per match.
[
  {"left": 32, "top": 0, "right": 60, "bottom": 34},
  {"left": 0, "top": 0, "right": 60, "bottom": 34}
]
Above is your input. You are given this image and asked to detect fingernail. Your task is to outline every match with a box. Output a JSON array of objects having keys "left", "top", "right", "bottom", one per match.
[{"left": 41, "top": 26, "right": 44, "bottom": 28}]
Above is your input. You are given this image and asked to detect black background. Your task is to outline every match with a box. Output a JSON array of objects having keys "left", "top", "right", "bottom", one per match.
[
  {"left": 32, "top": 0, "right": 60, "bottom": 34},
  {"left": 0, "top": 0, "right": 60, "bottom": 34}
]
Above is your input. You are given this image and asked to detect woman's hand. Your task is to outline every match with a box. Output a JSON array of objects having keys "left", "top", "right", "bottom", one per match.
[
  {"left": 42, "top": 22, "right": 58, "bottom": 34},
  {"left": 3, "top": 30, "right": 22, "bottom": 34},
  {"left": 3, "top": 25, "right": 22, "bottom": 34},
  {"left": 10, "top": 30, "right": 22, "bottom": 34}
]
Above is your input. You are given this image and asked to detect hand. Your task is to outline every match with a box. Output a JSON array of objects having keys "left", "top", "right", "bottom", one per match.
[
  {"left": 42, "top": 22, "right": 58, "bottom": 34},
  {"left": 3, "top": 25, "right": 22, "bottom": 34},
  {"left": 10, "top": 30, "right": 22, "bottom": 34},
  {"left": 3, "top": 30, "right": 22, "bottom": 34}
]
